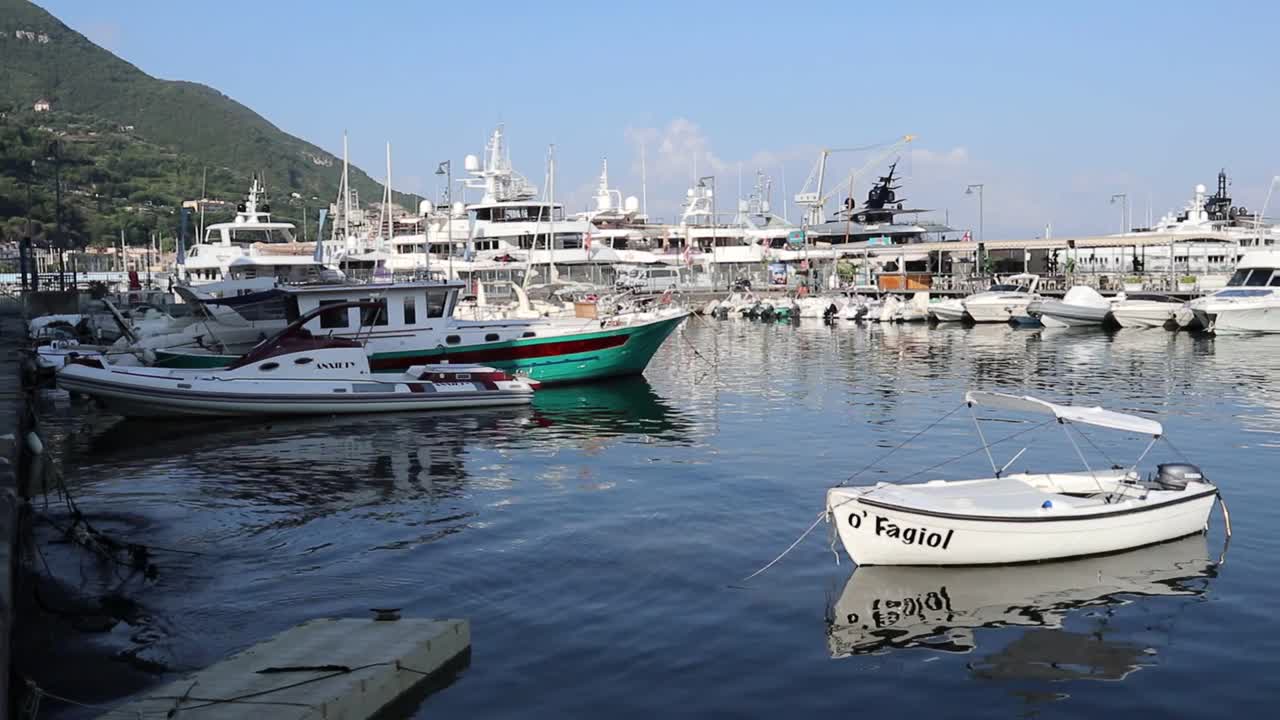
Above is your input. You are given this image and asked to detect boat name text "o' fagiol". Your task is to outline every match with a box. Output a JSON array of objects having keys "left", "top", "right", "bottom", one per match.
[
  {"left": 315, "top": 361, "right": 356, "bottom": 369},
  {"left": 849, "top": 511, "right": 955, "bottom": 550}
]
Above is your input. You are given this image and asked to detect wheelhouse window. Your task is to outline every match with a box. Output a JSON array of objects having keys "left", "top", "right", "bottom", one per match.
[
  {"left": 359, "top": 298, "right": 389, "bottom": 326},
  {"left": 487, "top": 205, "right": 564, "bottom": 223},
  {"left": 425, "top": 289, "right": 449, "bottom": 318},
  {"left": 204, "top": 229, "right": 223, "bottom": 243},
  {"left": 403, "top": 295, "right": 417, "bottom": 324},
  {"left": 1270, "top": 273, "right": 1280, "bottom": 287},
  {"left": 319, "top": 300, "right": 349, "bottom": 329},
  {"left": 229, "top": 227, "right": 295, "bottom": 245}
]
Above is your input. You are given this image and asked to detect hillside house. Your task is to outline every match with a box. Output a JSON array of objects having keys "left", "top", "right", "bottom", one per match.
[{"left": 33, "top": 98, "right": 51, "bottom": 112}]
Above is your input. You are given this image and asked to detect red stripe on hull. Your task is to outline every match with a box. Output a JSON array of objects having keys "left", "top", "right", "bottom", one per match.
[{"left": 368, "top": 333, "right": 629, "bottom": 371}]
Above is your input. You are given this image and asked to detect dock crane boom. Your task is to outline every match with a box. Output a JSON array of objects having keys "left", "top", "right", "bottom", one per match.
[{"left": 794, "top": 135, "right": 915, "bottom": 227}]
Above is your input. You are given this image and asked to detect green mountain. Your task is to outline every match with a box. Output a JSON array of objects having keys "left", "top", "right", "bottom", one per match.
[{"left": 0, "top": 0, "right": 420, "bottom": 247}]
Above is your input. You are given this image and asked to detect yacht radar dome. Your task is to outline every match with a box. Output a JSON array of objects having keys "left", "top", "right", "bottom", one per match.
[
  {"left": 419, "top": 200, "right": 433, "bottom": 214},
  {"left": 464, "top": 154, "right": 481, "bottom": 172},
  {"left": 624, "top": 196, "right": 640, "bottom": 213}
]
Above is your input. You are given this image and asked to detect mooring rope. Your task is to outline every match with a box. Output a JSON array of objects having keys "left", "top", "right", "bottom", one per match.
[
  {"left": 737, "top": 511, "right": 827, "bottom": 584},
  {"left": 838, "top": 403, "right": 965, "bottom": 486}
]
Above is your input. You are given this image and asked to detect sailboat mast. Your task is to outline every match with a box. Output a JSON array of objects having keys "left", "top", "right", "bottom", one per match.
[
  {"left": 548, "top": 144, "right": 556, "bottom": 279},
  {"left": 386, "top": 143, "right": 393, "bottom": 245},
  {"left": 342, "top": 132, "right": 351, "bottom": 243}
]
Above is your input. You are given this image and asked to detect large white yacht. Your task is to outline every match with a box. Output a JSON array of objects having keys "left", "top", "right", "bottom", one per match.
[
  {"left": 180, "top": 178, "right": 329, "bottom": 292},
  {"left": 384, "top": 127, "right": 625, "bottom": 286},
  {"left": 1188, "top": 249, "right": 1280, "bottom": 333}
]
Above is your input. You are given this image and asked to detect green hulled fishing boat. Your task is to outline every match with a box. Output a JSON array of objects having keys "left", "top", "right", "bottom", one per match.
[{"left": 153, "top": 282, "right": 687, "bottom": 385}]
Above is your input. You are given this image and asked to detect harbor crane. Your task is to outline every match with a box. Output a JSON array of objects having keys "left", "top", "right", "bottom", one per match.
[{"left": 793, "top": 135, "right": 915, "bottom": 227}]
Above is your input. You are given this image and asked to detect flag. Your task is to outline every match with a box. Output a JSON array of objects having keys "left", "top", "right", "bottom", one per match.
[
  {"left": 436, "top": 161, "right": 450, "bottom": 175},
  {"left": 583, "top": 226, "right": 592, "bottom": 252},
  {"left": 962, "top": 230, "right": 972, "bottom": 242},
  {"left": 682, "top": 241, "right": 693, "bottom": 267}
]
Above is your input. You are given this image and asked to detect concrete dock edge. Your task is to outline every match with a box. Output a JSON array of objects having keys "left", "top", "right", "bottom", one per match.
[
  {"left": 103, "top": 617, "right": 470, "bottom": 719},
  {"left": 1, "top": 304, "right": 29, "bottom": 720}
]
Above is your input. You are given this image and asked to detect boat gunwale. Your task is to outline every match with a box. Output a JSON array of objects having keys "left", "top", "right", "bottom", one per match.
[{"left": 844, "top": 487, "right": 1218, "bottom": 524}]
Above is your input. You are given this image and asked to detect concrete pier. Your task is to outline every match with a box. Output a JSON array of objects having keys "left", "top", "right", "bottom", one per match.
[{"left": 103, "top": 618, "right": 470, "bottom": 719}]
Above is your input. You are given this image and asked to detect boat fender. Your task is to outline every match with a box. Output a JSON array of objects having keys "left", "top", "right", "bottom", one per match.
[{"left": 1041, "top": 500, "right": 1053, "bottom": 509}]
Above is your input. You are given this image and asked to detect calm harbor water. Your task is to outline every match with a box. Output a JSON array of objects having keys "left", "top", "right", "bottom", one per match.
[{"left": 29, "top": 318, "right": 1280, "bottom": 718}]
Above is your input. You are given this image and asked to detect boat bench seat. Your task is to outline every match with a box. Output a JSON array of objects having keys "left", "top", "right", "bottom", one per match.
[{"left": 866, "top": 477, "right": 1105, "bottom": 518}]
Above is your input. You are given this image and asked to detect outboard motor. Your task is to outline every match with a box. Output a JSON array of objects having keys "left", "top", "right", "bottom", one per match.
[{"left": 1154, "top": 463, "right": 1204, "bottom": 491}]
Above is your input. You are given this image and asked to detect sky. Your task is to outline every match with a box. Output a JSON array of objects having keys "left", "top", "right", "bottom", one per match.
[{"left": 36, "top": 0, "right": 1280, "bottom": 239}]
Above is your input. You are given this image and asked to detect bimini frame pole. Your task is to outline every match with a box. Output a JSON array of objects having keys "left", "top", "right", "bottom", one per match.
[{"left": 968, "top": 401, "right": 1001, "bottom": 477}]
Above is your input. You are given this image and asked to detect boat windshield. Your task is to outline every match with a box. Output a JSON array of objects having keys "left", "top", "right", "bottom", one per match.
[
  {"left": 229, "top": 227, "right": 295, "bottom": 245},
  {"left": 1226, "top": 268, "right": 1276, "bottom": 287},
  {"left": 988, "top": 284, "right": 1021, "bottom": 292}
]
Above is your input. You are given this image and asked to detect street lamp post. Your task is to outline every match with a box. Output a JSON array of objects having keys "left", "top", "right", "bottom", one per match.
[
  {"left": 436, "top": 160, "right": 451, "bottom": 281},
  {"left": 965, "top": 183, "right": 984, "bottom": 277}
]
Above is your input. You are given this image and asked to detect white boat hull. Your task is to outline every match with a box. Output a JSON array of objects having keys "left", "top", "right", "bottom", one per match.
[
  {"left": 1199, "top": 306, "right": 1280, "bottom": 334},
  {"left": 57, "top": 364, "right": 534, "bottom": 418},
  {"left": 929, "top": 300, "right": 967, "bottom": 322},
  {"left": 827, "top": 483, "right": 1216, "bottom": 566},
  {"left": 1031, "top": 299, "right": 1110, "bottom": 327},
  {"left": 964, "top": 298, "right": 1031, "bottom": 323},
  {"left": 1111, "top": 302, "right": 1177, "bottom": 328}
]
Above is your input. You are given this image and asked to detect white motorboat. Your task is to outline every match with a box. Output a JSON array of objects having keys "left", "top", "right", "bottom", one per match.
[
  {"left": 826, "top": 391, "right": 1219, "bottom": 566},
  {"left": 1111, "top": 295, "right": 1182, "bottom": 329},
  {"left": 796, "top": 296, "right": 844, "bottom": 320},
  {"left": 894, "top": 292, "right": 931, "bottom": 322},
  {"left": 1188, "top": 250, "right": 1280, "bottom": 334},
  {"left": 1027, "top": 286, "right": 1115, "bottom": 327},
  {"left": 827, "top": 533, "right": 1215, "bottom": 658},
  {"left": 876, "top": 295, "right": 903, "bottom": 323},
  {"left": 961, "top": 274, "right": 1041, "bottom": 323},
  {"left": 929, "top": 298, "right": 967, "bottom": 322},
  {"left": 57, "top": 301, "right": 537, "bottom": 418}
]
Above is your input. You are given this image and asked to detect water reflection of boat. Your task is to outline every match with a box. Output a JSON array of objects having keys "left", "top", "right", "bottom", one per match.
[
  {"left": 827, "top": 534, "right": 1216, "bottom": 659},
  {"left": 531, "top": 376, "right": 696, "bottom": 442}
]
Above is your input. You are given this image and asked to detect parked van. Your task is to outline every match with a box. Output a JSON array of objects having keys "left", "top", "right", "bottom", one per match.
[{"left": 616, "top": 266, "right": 680, "bottom": 293}]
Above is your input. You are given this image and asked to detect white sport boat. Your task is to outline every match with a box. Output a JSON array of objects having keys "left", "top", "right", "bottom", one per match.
[
  {"left": 826, "top": 391, "right": 1219, "bottom": 566},
  {"left": 929, "top": 297, "right": 966, "bottom": 323},
  {"left": 961, "top": 274, "right": 1041, "bottom": 323},
  {"left": 1110, "top": 295, "right": 1182, "bottom": 329},
  {"left": 57, "top": 301, "right": 537, "bottom": 418},
  {"left": 1027, "top": 286, "right": 1115, "bottom": 328},
  {"left": 1188, "top": 250, "right": 1280, "bottom": 334}
]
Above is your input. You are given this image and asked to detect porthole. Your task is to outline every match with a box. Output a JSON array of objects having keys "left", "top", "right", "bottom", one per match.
[
  {"left": 260, "top": 362, "right": 279, "bottom": 371},
  {"left": 485, "top": 333, "right": 499, "bottom": 342},
  {"left": 522, "top": 331, "right": 536, "bottom": 338},
  {"left": 294, "top": 357, "right": 314, "bottom": 365},
  {"left": 446, "top": 335, "right": 461, "bottom": 345}
]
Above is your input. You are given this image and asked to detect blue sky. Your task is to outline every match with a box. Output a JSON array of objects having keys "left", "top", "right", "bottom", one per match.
[{"left": 39, "top": 0, "right": 1280, "bottom": 238}]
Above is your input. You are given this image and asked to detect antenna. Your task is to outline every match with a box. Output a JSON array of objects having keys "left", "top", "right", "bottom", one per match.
[{"left": 641, "top": 140, "right": 648, "bottom": 217}]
